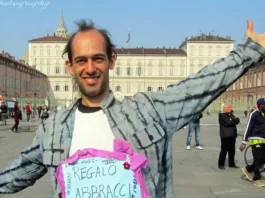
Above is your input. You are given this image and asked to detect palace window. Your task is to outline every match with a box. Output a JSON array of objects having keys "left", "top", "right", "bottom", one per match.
[
  {"left": 157, "top": 86, "right": 163, "bottom": 91},
  {"left": 159, "top": 66, "right": 163, "bottom": 76},
  {"left": 64, "top": 85, "right": 69, "bottom": 91},
  {"left": 55, "top": 85, "right": 60, "bottom": 91},
  {"left": 55, "top": 67, "right": 60, "bottom": 74},
  {"left": 199, "top": 46, "right": 203, "bottom": 56},
  {"left": 137, "top": 84, "right": 141, "bottom": 92},
  {"left": 127, "top": 67, "right": 132, "bottom": 76},
  {"left": 115, "top": 85, "right": 121, "bottom": 92},
  {"left": 180, "top": 66, "right": 185, "bottom": 76},
  {"left": 147, "top": 86, "right": 152, "bottom": 92},
  {"left": 190, "top": 65, "right": 195, "bottom": 75},
  {"left": 64, "top": 67, "right": 68, "bottom": 74},
  {"left": 169, "top": 66, "right": 174, "bottom": 76},
  {"left": 115, "top": 67, "right": 121, "bottom": 76},
  {"left": 216, "top": 46, "right": 221, "bottom": 56},
  {"left": 137, "top": 60, "right": 142, "bottom": 66},
  {"left": 137, "top": 67, "right": 142, "bottom": 76}
]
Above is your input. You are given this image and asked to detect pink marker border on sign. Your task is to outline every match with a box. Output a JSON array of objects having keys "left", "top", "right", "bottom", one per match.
[{"left": 55, "top": 139, "right": 150, "bottom": 198}]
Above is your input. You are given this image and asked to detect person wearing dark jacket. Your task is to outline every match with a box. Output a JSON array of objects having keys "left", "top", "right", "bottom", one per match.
[
  {"left": 240, "top": 98, "right": 265, "bottom": 187},
  {"left": 186, "top": 112, "right": 203, "bottom": 150},
  {"left": 0, "top": 102, "right": 8, "bottom": 113},
  {"left": 218, "top": 104, "right": 240, "bottom": 169},
  {"left": 0, "top": 101, "right": 8, "bottom": 121},
  {"left": 11, "top": 102, "right": 22, "bottom": 132}
]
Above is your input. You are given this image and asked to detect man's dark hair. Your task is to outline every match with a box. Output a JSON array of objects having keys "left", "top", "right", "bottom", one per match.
[{"left": 62, "top": 19, "right": 116, "bottom": 64}]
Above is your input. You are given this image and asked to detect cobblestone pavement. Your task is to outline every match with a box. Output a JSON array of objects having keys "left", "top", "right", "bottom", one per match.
[{"left": 0, "top": 113, "right": 264, "bottom": 198}]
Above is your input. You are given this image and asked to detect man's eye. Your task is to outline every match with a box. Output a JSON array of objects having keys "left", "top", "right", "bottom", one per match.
[
  {"left": 95, "top": 58, "right": 104, "bottom": 62},
  {"left": 77, "top": 60, "right": 85, "bottom": 63}
]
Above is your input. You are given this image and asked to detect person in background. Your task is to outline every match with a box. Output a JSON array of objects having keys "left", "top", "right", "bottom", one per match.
[
  {"left": 11, "top": 102, "right": 22, "bottom": 132},
  {"left": 218, "top": 104, "right": 240, "bottom": 169},
  {"left": 250, "top": 104, "right": 258, "bottom": 114},
  {"left": 25, "top": 103, "right": 31, "bottom": 122},
  {"left": 37, "top": 106, "right": 42, "bottom": 118},
  {"left": 244, "top": 110, "right": 248, "bottom": 117},
  {"left": 41, "top": 105, "right": 49, "bottom": 122},
  {"left": 186, "top": 112, "right": 204, "bottom": 150},
  {"left": 0, "top": 101, "right": 8, "bottom": 121},
  {"left": 240, "top": 98, "right": 265, "bottom": 187},
  {"left": 57, "top": 105, "right": 62, "bottom": 112}
]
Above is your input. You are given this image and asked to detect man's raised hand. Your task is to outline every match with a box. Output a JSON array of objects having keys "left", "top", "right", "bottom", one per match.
[{"left": 245, "top": 20, "right": 265, "bottom": 49}]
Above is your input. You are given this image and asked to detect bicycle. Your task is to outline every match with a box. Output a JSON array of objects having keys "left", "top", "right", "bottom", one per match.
[{"left": 244, "top": 144, "right": 265, "bottom": 172}]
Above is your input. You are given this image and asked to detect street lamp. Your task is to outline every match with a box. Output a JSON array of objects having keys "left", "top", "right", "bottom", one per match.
[
  {"left": 47, "top": 96, "right": 50, "bottom": 108},
  {"left": 34, "top": 92, "right": 37, "bottom": 118}
]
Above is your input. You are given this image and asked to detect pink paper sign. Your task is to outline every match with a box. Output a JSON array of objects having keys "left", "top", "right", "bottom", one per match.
[{"left": 55, "top": 139, "right": 150, "bottom": 198}]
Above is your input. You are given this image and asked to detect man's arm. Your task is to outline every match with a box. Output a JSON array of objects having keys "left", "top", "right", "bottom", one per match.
[
  {"left": 242, "top": 112, "right": 256, "bottom": 144},
  {"left": 234, "top": 117, "right": 240, "bottom": 125},
  {"left": 135, "top": 37, "right": 264, "bottom": 134},
  {"left": 0, "top": 126, "right": 48, "bottom": 194},
  {"left": 218, "top": 113, "right": 239, "bottom": 127},
  {"left": 218, "top": 113, "right": 234, "bottom": 127}
]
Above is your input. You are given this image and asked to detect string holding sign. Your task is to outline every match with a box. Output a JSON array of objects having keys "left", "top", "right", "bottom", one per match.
[{"left": 56, "top": 139, "right": 150, "bottom": 198}]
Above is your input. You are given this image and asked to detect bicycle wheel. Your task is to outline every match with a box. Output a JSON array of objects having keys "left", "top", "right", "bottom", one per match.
[{"left": 244, "top": 145, "right": 253, "bottom": 166}]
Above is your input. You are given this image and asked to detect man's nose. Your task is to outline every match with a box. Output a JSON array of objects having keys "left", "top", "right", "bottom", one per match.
[{"left": 85, "top": 60, "right": 96, "bottom": 73}]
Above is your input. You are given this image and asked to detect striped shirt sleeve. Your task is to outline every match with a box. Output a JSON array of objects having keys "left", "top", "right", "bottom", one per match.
[
  {"left": 0, "top": 126, "right": 48, "bottom": 194},
  {"left": 142, "top": 37, "right": 265, "bottom": 134},
  {"left": 242, "top": 110, "right": 256, "bottom": 144}
]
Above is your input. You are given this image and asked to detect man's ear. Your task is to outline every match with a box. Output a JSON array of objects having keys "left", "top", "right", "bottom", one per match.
[
  {"left": 66, "top": 60, "right": 74, "bottom": 76},
  {"left": 109, "top": 54, "right": 117, "bottom": 70}
]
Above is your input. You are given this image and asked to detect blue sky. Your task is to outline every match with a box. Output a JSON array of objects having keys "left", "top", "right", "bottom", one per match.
[{"left": 0, "top": 0, "right": 264, "bottom": 59}]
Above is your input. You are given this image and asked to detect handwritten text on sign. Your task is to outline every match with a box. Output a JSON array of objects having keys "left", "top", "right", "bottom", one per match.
[{"left": 62, "top": 157, "right": 141, "bottom": 198}]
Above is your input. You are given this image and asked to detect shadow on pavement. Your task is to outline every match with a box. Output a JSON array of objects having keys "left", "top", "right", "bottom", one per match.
[
  {"left": 0, "top": 126, "right": 38, "bottom": 132},
  {"left": 19, "top": 126, "right": 37, "bottom": 132}
]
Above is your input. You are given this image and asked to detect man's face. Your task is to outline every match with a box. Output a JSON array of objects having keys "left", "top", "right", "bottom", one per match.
[
  {"left": 259, "top": 104, "right": 265, "bottom": 112},
  {"left": 66, "top": 30, "right": 115, "bottom": 98},
  {"left": 224, "top": 104, "right": 232, "bottom": 113}
]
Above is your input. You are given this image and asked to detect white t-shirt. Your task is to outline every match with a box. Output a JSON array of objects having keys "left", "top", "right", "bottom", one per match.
[{"left": 69, "top": 105, "right": 115, "bottom": 156}]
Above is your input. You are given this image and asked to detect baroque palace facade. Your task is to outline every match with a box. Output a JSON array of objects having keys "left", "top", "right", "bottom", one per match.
[
  {"left": 22, "top": 13, "right": 234, "bottom": 107},
  {"left": 0, "top": 51, "right": 48, "bottom": 107},
  {"left": 218, "top": 63, "right": 265, "bottom": 112}
]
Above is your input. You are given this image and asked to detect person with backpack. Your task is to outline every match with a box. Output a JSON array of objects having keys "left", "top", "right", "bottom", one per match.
[{"left": 11, "top": 102, "right": 22, "bottom": 132}]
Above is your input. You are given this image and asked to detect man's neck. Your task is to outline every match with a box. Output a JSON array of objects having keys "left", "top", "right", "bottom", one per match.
[{"left": 81, "top": 91, "right": 109, "bottom": 107}]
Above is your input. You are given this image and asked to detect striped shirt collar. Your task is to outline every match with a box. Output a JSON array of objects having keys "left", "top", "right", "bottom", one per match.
[{"left": 60, "top": 90, "right": 116, "bottom": 124}]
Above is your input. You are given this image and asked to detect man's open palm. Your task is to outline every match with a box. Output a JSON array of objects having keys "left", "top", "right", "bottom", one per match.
[{"left": 246, "top": 20, "right": 265, "bottom": 49}]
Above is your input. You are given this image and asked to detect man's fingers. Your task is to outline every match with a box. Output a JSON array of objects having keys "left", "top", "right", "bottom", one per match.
[
  {"left": 247, "top": 20, "right": 254, "bottom": 32},
  {"left": 245, "top": 20, "right": 255, "bottom": 37}
]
